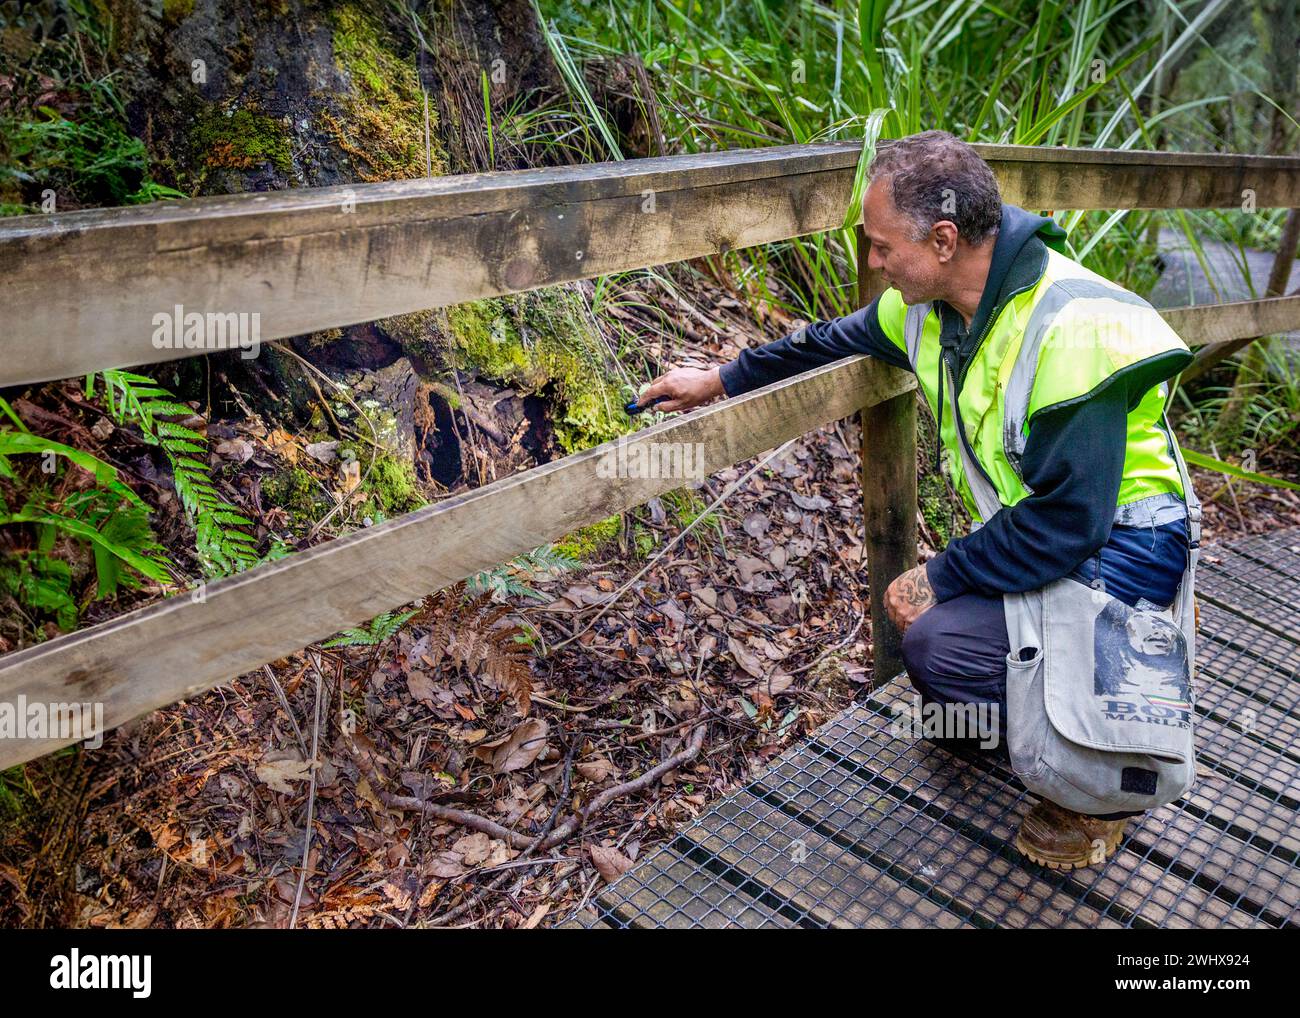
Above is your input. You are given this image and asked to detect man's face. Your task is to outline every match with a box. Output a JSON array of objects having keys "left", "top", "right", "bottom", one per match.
[
  {"left": 863, "top": 178, "right": 949, "bottom": 305},
  {"left": 1125, "top": 613, "right": 1178, "bottom": 656}
]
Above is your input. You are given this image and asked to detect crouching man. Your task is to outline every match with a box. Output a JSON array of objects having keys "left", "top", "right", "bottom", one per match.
[{"left": 640, "top": 130, "right": 1197, "bottom": 871}]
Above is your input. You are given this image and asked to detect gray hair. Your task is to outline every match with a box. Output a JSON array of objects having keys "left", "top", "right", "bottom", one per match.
[{"left": 868, "top": 130, "right": 1002, "bottom": 245}]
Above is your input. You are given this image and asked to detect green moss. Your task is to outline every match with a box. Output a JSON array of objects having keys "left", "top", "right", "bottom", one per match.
[
  {"left": 379, "top": 310, "right": 439, "bottom": 360},
  {"left": 447, "top": 300, "right": 531, "bottom": 377},
  {"left": 162, "top": 0, "right": 195, "bottom": 22},
  {"left": 326, "top": 4, "right": 438, "bottom": 181},
  {"left": 338, "top": 397, "right": 401, "bottom": 452},
  {"left": 446, "top": 290, "right": 628, "bottom": 453},
  {"left": 919, "top": 472, "right": 953, "bottom": 546},
  {"left": 189, "top": 105, "right": 292, "bottom": 180},
  {"left": 262, "top": 466, "right": 327, "bottom": 528},
  {"left": 302, "top": 328, "right": 345, "bottom": 350},
  {"left": 554, "top": 514, "right": 621, "bottom": 560},
  {"left": 632, "top": 522, "right": 657, "bottom": 558},
  {"left": 263, "top": 449, "right": 424, "bottom": 529},
  {"left": 354, "top": 453, "right": 425, "bottom": 519}
]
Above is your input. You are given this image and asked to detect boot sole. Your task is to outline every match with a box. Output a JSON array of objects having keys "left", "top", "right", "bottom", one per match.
[{"left": 1013, "top": 825, "right": 1125, "bottom": 871}]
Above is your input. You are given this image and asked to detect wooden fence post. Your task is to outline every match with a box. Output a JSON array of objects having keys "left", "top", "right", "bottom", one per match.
[{"left": 856, "top": 225, "right": 918, "bottom": 685}]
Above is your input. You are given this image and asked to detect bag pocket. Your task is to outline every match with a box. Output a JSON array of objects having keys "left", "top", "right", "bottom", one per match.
[{"left": 1005, "top": 648, "right": 1049, "bottom": 782}]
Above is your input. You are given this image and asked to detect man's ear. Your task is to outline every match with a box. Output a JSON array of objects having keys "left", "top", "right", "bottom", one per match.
[{"left": 931, "top": 221, "right": 960, "bottom": 261}]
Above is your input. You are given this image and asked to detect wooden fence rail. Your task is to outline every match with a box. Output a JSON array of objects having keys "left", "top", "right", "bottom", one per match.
[
  {"left": 3, "top": 142, "right": 1300, "bottom": 386},
  {"left": 2, "top": 141, "right": 1299, "bottom": 768},
  {"left": 0, "top": 357, "right": 912, "bottom": 768}
]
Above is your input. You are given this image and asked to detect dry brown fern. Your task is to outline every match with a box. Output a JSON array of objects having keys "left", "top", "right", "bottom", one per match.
[
  {"left": 303, "top": 903, "right": 382, "bottom": 929},
  {"left": 411, "top": 584, "right": 534, "bottom": 714}
]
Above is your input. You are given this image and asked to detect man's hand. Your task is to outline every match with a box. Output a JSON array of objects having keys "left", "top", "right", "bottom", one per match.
[
  {"left": 637, "top": 365, "right": 725, "bottom": 413},
  {"left": 885, "top": 563, "right": 936, "bottom": 633}
]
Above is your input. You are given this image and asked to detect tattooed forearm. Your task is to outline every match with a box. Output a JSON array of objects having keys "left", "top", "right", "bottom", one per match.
[
  {"left": 885, "top": 564, "right": 936, "bottom": 632},
  {"left": 898, "top": 573, "right": 935, "bottom": 608}
]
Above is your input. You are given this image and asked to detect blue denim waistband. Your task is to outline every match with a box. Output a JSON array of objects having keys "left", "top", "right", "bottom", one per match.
[{"left": 1069, "top": 512, "right": 1189, "bottom": 609}]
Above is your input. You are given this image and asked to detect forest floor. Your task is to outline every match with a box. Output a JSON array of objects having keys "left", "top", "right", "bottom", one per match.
[{"left": 3, "top": 266, "right": 1298, "bottom": 929}]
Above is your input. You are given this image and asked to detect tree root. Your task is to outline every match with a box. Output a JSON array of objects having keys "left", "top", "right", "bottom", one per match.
[{"left": 347, "top": 719, "right": 708, "bottom": 856}]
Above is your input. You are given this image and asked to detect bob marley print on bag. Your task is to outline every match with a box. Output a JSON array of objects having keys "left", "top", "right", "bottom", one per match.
[{"left": 1093, "top": 601, "right": 1192, "bottom": 727}]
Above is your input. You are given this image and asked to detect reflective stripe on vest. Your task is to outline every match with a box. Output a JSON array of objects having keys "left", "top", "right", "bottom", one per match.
[
  {"left": 880, "top": 248, "right": 1192, "bottom": 524},
  {"left": 1000, "top": 278, "right": 1148, "bottom": 477}
]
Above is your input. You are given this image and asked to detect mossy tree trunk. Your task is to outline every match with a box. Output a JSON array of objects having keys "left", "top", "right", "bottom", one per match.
[{"left": 101, "top": 0, "right": 631, "bottom": 500}]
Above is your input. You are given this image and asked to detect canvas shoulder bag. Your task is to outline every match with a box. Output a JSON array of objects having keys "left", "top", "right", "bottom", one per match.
[{"left": 946, "top": 362, "right": 1200, "bottom": 815}]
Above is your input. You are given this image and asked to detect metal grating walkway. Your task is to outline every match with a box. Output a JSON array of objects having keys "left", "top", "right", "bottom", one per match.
[{"left": 563, "top": 527, "right": 1300, "bottom": 928}]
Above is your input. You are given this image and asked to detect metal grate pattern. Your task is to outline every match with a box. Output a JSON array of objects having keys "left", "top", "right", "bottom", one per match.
[{"left": 565, "top": 527, "right": 1300, "bottom": 929}]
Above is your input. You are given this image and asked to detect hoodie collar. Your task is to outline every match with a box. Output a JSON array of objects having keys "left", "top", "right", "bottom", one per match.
[
  {"left": 929, "top": 205, "right": 1068, "bottom": 473},
  {"left": 944, "top": 203, "right": 1068, "bottom": 361}
]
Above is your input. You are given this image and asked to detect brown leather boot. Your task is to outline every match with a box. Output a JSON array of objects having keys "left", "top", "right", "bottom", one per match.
[{"left": 1014, "top": 800, "right": 1128, "bottom": 870}]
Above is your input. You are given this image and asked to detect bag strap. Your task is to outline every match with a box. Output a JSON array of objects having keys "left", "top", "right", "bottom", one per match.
[
  {"left": 945, "top": 361, "right": 1005, "bottom": 523},
  {"left": 1162, "top": 412, "right": 1202, "bottom": 552}
]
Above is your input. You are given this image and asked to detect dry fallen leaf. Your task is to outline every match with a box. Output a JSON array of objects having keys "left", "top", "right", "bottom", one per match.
[
  {"left": 255, "top": 753, "right": 313, "bottom": 793},
  {"left": 734, "top": 554, "right": 771, "bottom": 585},
  {"left": 454, "top": 832, "right": 493, "bottom": 866},
  {"left": 760, "top": 672, "right": 795, "bottom": 696},
  {"left": 477, "top": 718, "right": 549, "bottom": 774},
  {"left": 354, "top": 774, "right": 385, "bottom": 812},
  {"left": 728, "top": 636, "right": 768, "bottom": 680},
  {"left": 406, "top": 670, "right": 439, "bottom": 707},
  {"left": 590, "top": 844, "right": 634, "bottom": 883},
  {"left": 305, "top": 440, "right": 339, "bottom": 463},
  {"left": 690, "top": 586, "right": 718, "bottom": 609},
  {"left": 427, "top": 852, "right": 467, "bottom": 878},
  {"left": 151, "top": 824, "right": 182, "bottom": 853},
  {"left": 266, "top": 427, "right": 300, "bottom": 464},
  {"left": 791, "top": 492, "right": 832, "bottom": 511},
  {"left": 576, "top": 758, "right": 620, "bottom": 781},
  {"left": 214, "top": 437, "right": 254, "bottom": 463}
]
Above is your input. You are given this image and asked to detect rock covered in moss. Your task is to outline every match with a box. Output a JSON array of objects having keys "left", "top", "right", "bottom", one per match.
[{"left": 444, "top": 290, "right": 628, "bottom": 453}]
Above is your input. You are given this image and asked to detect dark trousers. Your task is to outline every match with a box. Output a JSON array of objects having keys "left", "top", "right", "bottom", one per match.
[{"left": 898, "top": 519, "right": 1190, "bottom": 820}]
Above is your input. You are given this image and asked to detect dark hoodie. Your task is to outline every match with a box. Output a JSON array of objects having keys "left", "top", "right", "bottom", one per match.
[{"left": 718, "top": 204, "right": 1189, "bottom": 605}]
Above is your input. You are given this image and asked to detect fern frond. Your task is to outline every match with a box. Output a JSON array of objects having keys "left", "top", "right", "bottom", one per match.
[
  {"left": 466, "top": 543, "right": 580, "bottom": 601},
  {"left": 482, "top": 632, "right": 533, "bottom": 715},
  {"left": 322, "top": 609, "right": 418, "bottom": 648},
  {"left": 95, "top": 369, "right": 260, "bottom": 577},
  {"left": 412, "top": 582, "right": 535, "bottom": 714}
]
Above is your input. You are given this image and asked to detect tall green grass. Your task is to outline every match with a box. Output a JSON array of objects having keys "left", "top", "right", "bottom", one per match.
[
  {"left": 539, "top": 0, "right": 1297, "bottom": 472},
  {"left": 541, "top": 1, "right": 1273, "bottom": 315}
]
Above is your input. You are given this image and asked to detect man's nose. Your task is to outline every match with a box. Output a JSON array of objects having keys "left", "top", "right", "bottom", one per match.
[{"left": 867, "top": 246, "right": 885, "bottom": 271}]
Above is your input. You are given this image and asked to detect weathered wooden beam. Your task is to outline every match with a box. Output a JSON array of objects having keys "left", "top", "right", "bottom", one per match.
[
  {"left": 855, "top": 227, "right": 917, "bottom": 685},
  {"left": 0, "top": 144, "right": 859, "bottom": 387},
  {"left": 0, "top": 355, "right": 915, "bottom": 769},
  {"left": 1159, "top": 294, "right": 1300, "bottom": 349},
  {"left": 3, "top": 142, "right": 1299, "bottom": 386},
  {"left": 1180, "top": 209, "right": 1300, "bottom": 382},
  {"left": 979, "top": 143, "right": 1300, "bottom": 212}
]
